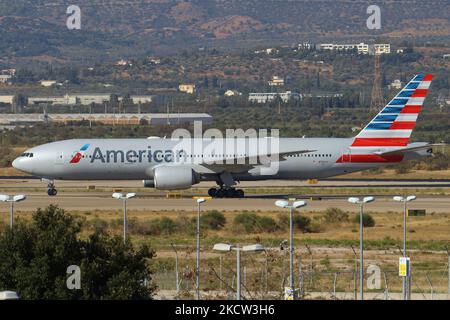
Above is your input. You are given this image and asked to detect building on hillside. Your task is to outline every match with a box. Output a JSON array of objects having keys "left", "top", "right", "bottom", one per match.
[
  {"left": 268, "top": 76, "right": 285, "bottom": 86},
  {"left": 254, "top": 48, "right": 278, "bottom": 54},
  {"left": 298, "top": 42, "right": 312, "bottom": 50},
  {"left": 371, "top": 44, "right": 391, "bottom": 55},
  {"left": 388, "top": 79, "right": 402, "bottom": 90},
  {"left": 319, "top": 42, "right": 390, "bottom": 55},
  {"left": 0, "top": 113, "right": 213, "bottom": 126},
  {"left": 224, "top": 90, "right": 242, "bottom": 97},
  {"left": 130, "top": 95, "right": 153, "bottom": 104},
  {"left": 29, "top": 95, "right": 78, "bottom": 106},
  {"left": 26, "top": 94, "right": 153, "bottom": 106},
  {"left": 0, "top": 75, "right": 12, "bottom": 84},
  {"left": 248, "top": 91, "right": 301, "bottom": 103},
  {"left": 76, "top": 94, "right": 110, "bottom": 105},
  {"left": 1, "top": 69, "right": 16, "bottom": 76},
  {"left": 179, "top": 84, "right": 196, "bottom": 94},
  {"left": 40, "top": 80, "right": 57, "bottom": 87},
  {"left": 0, "top": 95, "right": 14, "bottom": 104},
  {"left": 116, "top": 59, "right": 132, "bottom": 66}
]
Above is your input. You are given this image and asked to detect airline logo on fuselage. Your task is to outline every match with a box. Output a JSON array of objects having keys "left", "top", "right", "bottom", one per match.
[
  {"left": 90, "top": 147, "right": 187, "bottom": 164},
  {"left": 70, "top": 144, "right": 90, "bottom": 164}
]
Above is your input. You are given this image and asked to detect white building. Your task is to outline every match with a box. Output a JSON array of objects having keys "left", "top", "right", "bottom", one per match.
[
  {"left": 0, "top": 95, "right": 14, "bottom": 104},
  {"left": 254, "top": 48, "right": 278, "bottom": 54},
  {"left": 298, "top": 42, "right": 312, "bottom": 50},
  {"left": 388, "top": 79, "right": 402, "bottom": 90},
  {"left": 268, "top": 76, "right": 285, "bottom": 86},
  {"left": 0, "top": 75, "right": 12, "bottom": 84},
  {"left": 179, "top": 84, "right": 196, "bottom": 94},
  {"left": 319, "top": 42, "right": 390, "bottom": 55},
  {"left": 116, "top": 59, "right": 132, "bottom": 66},
  {"left": 248, "top": 91, "right": 301, "bottom": 103},
  {"left": 40, "top": 80, "right": 57, "bottom": 87},
  {"left": 224, "top": 90, "right": 242, "bottom": 97},
  {"left": 29, "top": 95, "right": 78, "bottom": 106},
  {"left": 130, "top": 95, "right": 153, "bottom": 104},
  {"left": 372, "top": 44, "right": 391, "bottom": 55},
  {"left": 27, "top": 94, "right": 152, "bottom": 106}
]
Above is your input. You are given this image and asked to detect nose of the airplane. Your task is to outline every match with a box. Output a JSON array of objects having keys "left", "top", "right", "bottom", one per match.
[
  {"left": 12, "top": 156, "right": 31, "bottom": 173},
  {"left": 12, "top": 157, "right": 20, "bottom": 170}
]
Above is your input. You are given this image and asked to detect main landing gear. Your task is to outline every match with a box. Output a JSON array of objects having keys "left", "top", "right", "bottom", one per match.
[
  {"left": 46, "top": 181, "right": 57, "bottom": 196},
  {"left": 208, "top": 187, "right": 244, "bottom": 198}
]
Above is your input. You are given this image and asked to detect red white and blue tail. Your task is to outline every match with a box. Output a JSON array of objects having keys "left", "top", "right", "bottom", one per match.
[{"left": 352, "top": 74, "right": 432, "bottom": 147}]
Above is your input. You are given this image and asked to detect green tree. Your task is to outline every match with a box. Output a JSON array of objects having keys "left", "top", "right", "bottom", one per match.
[{"left": 0, "top": 205, "right": 155, "bottom": 299}]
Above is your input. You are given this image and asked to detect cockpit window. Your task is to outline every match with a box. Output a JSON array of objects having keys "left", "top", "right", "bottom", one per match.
[{"left": 20, "top": 153, "right": 34, "bottom": 158}]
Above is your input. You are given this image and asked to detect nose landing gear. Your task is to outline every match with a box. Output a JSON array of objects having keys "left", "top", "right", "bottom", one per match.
[
  {"left": 208, "top": 187, "right": 244, "bottom": 198},
  {"left": 45, "top": 180, "right": 57, "bottom": 196}
]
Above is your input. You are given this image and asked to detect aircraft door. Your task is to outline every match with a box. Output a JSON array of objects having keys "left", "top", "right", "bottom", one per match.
[{"left": 55, "top": 151, "right": 64, "bottom": 165}]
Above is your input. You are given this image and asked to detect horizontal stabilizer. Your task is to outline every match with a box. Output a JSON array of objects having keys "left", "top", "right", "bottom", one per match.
[{"left": 373, "top": 144, "right": 440, "bottom": 156}]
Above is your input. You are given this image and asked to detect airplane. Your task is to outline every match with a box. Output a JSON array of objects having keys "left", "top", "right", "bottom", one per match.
[{"left": 13, "top": 74, "right": 435, "bottom": 198}]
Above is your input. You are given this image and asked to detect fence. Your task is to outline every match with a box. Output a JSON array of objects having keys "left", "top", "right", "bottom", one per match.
[{"left": 152, "top": 245, "right": 450, "bottom": 300}]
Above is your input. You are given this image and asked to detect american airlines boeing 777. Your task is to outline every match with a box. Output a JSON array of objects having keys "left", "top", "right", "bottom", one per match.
[{"left": 13, "top": 74, "right": 435, "bottom": 198}]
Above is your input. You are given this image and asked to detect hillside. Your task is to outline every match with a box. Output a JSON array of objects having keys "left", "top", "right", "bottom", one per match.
[{"left": 0, "top": 0, "right": 450, "bottom": 64}]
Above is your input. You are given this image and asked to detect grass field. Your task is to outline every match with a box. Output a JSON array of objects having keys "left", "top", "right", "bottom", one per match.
[{"left": 2, "top": 206, "right": 449, "bottom": 298}]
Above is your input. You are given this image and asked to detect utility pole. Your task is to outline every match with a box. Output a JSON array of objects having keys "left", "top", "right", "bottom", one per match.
[
  {"left": 370, "top": 54, "right": 385, "bottom": 112},
  {"left": 348, "top": 196, "right": 375, "bottom": 301}
]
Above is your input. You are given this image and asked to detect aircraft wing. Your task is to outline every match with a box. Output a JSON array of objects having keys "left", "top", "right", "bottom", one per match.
[{"left": 197, "top": 149, "right": 316, "bottom": 173}]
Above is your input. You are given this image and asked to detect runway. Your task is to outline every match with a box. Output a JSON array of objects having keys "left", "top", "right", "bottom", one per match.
[
  {"left": 0, "top": 179, "right": 448, "bottom": 213},
  {"left": 0, "top": 191, "right": 449, "bottom": 213}
]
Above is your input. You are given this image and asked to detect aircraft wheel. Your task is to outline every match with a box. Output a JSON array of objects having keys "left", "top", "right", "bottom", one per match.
[
  {"left": 47, "top": 188, "right": 57, "bottom": 196},
  {"left": 225, "top": 189, "right": 236, "bottom": 198},
  {"left": 236, "top": 189, "right": 244, "bottom": 198},
  {"left": 208, "top": 188, "right": 217, "bottom": 197},
  {"left": 215, "top": 189, "right": 225, "bottom": 198}
]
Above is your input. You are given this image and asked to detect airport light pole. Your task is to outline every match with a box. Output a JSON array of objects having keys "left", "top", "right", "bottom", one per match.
[
  {"left": 275, "top": 199, "right": 307, "bottom": 299},
  {"left": 393, "top": 195, "right": 416, "bottom": 300},
  {"left": 213, "top": 243, "right": 265, "bottom": 300},
  {"left": 112, "top": 192, "right": 136, "bottom": 244},
  {"left": 348, "top": 196, "right": 375, "bottom": 301},
  {"left": 195, "top": 198, "right": 206, "bottom": 300},
  {"left": 0, "top": 194, "right": 27, "bottom": 229}
]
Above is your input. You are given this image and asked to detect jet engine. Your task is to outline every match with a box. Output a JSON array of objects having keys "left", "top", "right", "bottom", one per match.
[{"left": 153, "top": 166, "right": 199, "bottom": 190}]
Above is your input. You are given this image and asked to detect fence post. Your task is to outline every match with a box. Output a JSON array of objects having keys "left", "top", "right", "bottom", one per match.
[
  {"left": 383, "top": 272, "right": 389, "bottom": 300},
  {"left": 445, "top": 246, "right": 450, "bottom": 296},
  {"left": 305, "top": 244, "right": 313, "bottom": 288},
  {"left": 351, "top": 245, "right": 358, "bottom": 300},
  {"left": 333, "top": 272, "right": 338, "bottom": 299},
  {"left": 425, "top": 274, "right": 433, "bottom": 300}
]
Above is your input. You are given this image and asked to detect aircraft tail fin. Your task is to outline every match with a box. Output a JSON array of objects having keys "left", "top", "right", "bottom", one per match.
[{"left": 352, "top": 74, "right": 433, "bottom": 147}]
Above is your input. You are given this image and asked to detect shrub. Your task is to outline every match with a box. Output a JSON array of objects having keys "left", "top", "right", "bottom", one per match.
[
  {"left": 90, "top": 218, "right": 108, "bottom": 233},
  {"left": 257, "top": 216, "right": 278, "bottom": 233},
  {"left": 233, "top": 213, "right": 278, "bottom": 233},
  {"left": 323, "top": 207, "right": 349, "bottom": 223},
  {"left": 395, "top": 163, "right": 411, "bottom": 174},
  {"left": 202, "top": 210, "right": 226, "bottom": 230},
  {"left": 277, "top": 214, "right": 312, "bottom": 233},
  {"left": 352, "top": 213, "right": 375, "bottom": 227},
  {"left": 150, "top": 217, "right": 177, "bottom": 235}
]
